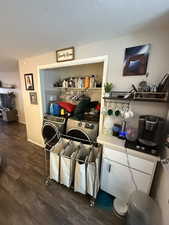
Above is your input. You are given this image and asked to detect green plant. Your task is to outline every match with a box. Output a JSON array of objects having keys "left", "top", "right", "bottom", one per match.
[{"left": 104, "top": 82, "right": 113, "bottom": 93}]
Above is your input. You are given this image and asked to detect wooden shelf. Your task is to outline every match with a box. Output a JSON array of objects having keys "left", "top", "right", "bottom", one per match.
[
  {"left": 46, "top": 87, "right": 102, "bottom": 91},
  {"left": 103, "top": 92, "right": 169, "bottom": 103},
  {"left": 103, "top": 97, "right": 130, "bottom": 104},
  {"left": 134, "top": 92, "right": 168, "bottom": 102}
]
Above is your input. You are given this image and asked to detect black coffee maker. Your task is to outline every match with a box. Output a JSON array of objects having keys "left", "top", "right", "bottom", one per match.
[{"left": 138, "top": 115, "right": 165, "bottom": 148}]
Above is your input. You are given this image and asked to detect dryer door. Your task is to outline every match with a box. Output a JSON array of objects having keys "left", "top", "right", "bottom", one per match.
[
  {"left": 66, "top": 128, "right": 90, "bottom": 144},
  {"left": 42, "top": 122, "right": 59, "bottom": 145}
]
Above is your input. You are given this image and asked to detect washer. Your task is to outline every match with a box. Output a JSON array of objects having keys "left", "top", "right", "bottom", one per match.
[
  {"left": 42, "top": 114, "right": 66, "bottom": 146},
  {"left": 66, "top": 117, "right": 99, "bottom": 142}
]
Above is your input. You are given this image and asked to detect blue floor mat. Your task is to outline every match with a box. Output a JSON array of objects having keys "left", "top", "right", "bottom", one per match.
[{"left": 95, "top": 190, "right": 114, "bottom": 211}]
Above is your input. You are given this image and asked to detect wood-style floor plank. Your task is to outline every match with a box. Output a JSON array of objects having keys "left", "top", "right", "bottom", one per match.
[{"left": 0, "top": 121, "right": 125, "bottom": 225}]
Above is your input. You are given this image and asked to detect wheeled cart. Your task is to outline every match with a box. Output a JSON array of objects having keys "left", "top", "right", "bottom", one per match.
[{"left": 43, "top": 135, "right": 102, "bottom": 206}]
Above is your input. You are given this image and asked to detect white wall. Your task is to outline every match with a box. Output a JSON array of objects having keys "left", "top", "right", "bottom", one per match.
[
  {"left": 0, "top": 72, "right": 25, "bottom": 123},
  {"left": 76, "top": 29, "right": 169, "bottom": 90}
]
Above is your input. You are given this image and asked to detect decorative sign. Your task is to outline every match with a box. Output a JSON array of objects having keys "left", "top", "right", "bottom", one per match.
[
  {"left": 24, "top": 73, "right": 34, "bottom": 90},
  {"left": 123, "top": 44, "right": 151, "bottom": 76},
  {"left": 29, "top": 92, "right": 38, "bottom": 104},
  {"left": 56, "top": 47, "right": 75, "bottom": 62}
]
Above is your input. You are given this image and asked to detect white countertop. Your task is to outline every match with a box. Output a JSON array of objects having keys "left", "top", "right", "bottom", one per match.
[{"left": 97, "top": 134, "right": 161, "bottom": 162}]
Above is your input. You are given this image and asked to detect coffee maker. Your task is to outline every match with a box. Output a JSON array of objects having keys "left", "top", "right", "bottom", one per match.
[{"left": 138, "top": 115, "right": 165, "bottom": 148}]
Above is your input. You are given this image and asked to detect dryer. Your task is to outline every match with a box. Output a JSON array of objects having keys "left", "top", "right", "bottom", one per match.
[
  {"left": 66, "top": 117, "right": 99, "bottom": 143},
  {"left": 42, "top": 114, "right": 66, "bottom": 146}
]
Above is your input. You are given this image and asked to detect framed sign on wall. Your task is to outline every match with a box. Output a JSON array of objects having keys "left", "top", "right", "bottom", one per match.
[{"left": 56, "top": 47, "right": 75, "bottom": 62}]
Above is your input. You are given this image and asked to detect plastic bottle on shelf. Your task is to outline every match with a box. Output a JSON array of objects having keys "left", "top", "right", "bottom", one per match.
[
  {"left": 82, "top": 77, "right": 85, "bottom": 88},
  {"left": 74, "top": 78, "right": 78, "bottom": 88},
  {"left": 65, "top": 79, "right": 68, "bottom": 88},
  {"left": 78, "top": 77, "right": 83, "bottom": 88},
  {"left": 90, "top": 75, "right": 96, "bottom": 88},
  {"left": 84, "top": 76, "right": 90, "bottom": 88},
  {"left": 62, "top": 80, "right": 66, "bottom": 88},
  {"left": 93, "top": 76, "right": 97, "bottom": 88},
  {"left": 69, "top": 77, "right": 75, "bottom": 88}
]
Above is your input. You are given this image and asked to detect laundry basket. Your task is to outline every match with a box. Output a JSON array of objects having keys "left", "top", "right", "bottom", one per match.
[
  {"left": 60, "top": 141, "right": 77, "bottom": 187},
  {"left": 74, "top": 144, "right": 91, "bottom": 194},
  {"left": 50, "top": 138, "right": 68, "bottom": 182},
  {"left": 87, "top": 146, "right": 101, "bottom": 198}
]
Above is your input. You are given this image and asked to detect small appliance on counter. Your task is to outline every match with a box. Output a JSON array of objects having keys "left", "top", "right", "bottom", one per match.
[
  {"left": 125, "top": 115, "right": 165, "bottom": 156},
  {"left": 138, "top": 115, "right": 165, "bottom": 147}
]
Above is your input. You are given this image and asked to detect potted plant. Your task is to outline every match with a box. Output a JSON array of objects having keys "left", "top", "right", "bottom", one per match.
[{"left": 104, "top": 82, "right": 113, "bottom": 97}]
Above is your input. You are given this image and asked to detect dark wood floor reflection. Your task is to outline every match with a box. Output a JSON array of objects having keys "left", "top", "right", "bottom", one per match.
[{"left": 0, "top": 121, "right": 125, "bottom": 225}]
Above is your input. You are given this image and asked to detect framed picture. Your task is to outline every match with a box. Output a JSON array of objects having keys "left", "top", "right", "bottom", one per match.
[
  {"left": 56, "top": 47, "right": 75, "bottom": 62},
  {"left": 123, "top": 44, "right": 151, "bottom": 76},
  {"left": 29, "top": 92, "right": 38, "bottom": 105},
  {"left": 24, "top": 73, "right": 34, "bottom": 90}
]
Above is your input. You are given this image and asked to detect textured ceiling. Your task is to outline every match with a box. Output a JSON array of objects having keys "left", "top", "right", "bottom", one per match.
[{"left": 0, "top": 0, "right": 169, "bottom": 71}]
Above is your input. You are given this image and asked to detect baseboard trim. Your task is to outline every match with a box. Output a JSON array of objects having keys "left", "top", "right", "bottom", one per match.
[
  {"left": 19, "top": 120, "right": 26, "bottom": 125},
  {"left": 27, "top": 139, "right": 44, "bottom": 148}
]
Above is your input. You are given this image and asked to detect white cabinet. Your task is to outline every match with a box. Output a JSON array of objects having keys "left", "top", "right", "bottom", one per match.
[
  {"left": 101, "top": 147, "right": 157, "bottom": 202},
  {"left": 103, "top": 147, "right": 155, "bottom": 174}
]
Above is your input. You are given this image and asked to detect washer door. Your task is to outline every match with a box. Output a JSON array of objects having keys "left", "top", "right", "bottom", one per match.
[
  {"left": 66, "top": 128, "right": 90, "bottom": 144},
  {"left": 42, "top": 122, "right": 59, "bottom": 145}
]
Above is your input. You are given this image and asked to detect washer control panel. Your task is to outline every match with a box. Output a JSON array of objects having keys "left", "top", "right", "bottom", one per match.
[
  {"left": 44, "top": 114, "right": 66, "bottom": 124},
  {"left": 85, "top": 123, "right": 94, "bottom": 129}
]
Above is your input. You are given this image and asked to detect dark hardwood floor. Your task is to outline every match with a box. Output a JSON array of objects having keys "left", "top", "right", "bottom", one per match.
[{"left": 0, "top": 121, "right": 125, "bottom": 225}]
